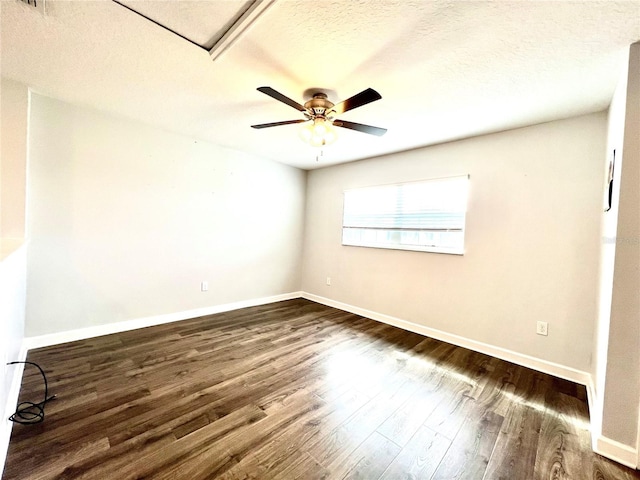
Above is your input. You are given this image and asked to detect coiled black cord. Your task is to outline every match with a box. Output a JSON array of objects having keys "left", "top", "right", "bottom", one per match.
[{"left": 7, "top": 361, "right": 56, "bottom": 424}]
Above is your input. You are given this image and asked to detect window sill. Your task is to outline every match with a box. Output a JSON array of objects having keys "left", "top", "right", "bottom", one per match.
[{"left": 342, "top": 242, "right": 464, "bottom": 255}]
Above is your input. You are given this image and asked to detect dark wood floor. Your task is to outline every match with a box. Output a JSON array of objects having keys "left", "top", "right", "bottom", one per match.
[{"left": 3, "top": 299, "right": 639, "bottom": 479}]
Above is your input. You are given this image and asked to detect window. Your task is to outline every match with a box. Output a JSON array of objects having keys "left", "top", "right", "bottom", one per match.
[{"left": 342, "top": 175, "right": 469, "bottom": 254}]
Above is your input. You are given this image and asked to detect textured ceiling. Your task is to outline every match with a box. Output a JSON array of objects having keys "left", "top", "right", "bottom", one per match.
[
  {"left": 116, "top": 0, "right": 255, "bottom": 49},
  {"left": 2, "top": 0, "right": 640, "bottom": 169}
]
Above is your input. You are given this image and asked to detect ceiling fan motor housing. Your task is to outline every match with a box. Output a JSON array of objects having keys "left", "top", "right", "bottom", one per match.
[{"left": 304, "top": 93, "right": 335, "bottom": 117}]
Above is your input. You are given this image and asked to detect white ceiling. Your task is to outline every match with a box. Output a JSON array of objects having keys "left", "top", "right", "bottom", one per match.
[{"left": 2, "top": 0, "right": 639, "bottom": 170}]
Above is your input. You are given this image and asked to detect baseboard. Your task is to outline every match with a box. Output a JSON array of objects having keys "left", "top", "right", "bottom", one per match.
[
  {"left": 595, "top": 435, "right": 638, "bottom": 469},
  {"left": 586, "top": 379, "right": 601, "bottom": 452},
  {"left": 586, "top": 382, "right": 638, "bottom": 469},
  {"left": 24, "top": 291, "right": 303, "bottom": 350},
  {"left": 301, "top": 292, "right": 591, "bottom": 387},
  {"left": 0, "top": 343, "right": 28, "bottom": 479}
]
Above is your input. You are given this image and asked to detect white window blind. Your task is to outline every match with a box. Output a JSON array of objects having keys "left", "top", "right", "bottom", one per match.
[{"left": 342, "top": 175, "right": 469, "bottom": 254}]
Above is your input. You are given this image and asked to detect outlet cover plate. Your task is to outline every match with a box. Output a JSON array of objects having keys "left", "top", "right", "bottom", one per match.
[{"left": 536, "top": 321, "right": 548, "bottom": 336}]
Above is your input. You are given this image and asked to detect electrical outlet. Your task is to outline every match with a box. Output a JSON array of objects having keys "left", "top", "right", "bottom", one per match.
[
  {"left": 326, "top": 277, "right": 331, "bottom": 286},
  {"left": 201, "top": 281, "right": 208, "bottom": 292},
  {"left": 536, "top": 321, "right": 548, "bottom": 336}
]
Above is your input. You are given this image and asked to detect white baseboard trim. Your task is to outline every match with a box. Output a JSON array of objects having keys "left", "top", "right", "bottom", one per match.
[
  {"left": 301, "top": 292, "right": 591, "bottom": 387},
  {"left": 585, "top": 379, "right": 601, "bottom": 452},
  {"left": 24, "top": 291, "right": 303, "bottom": 350},
  {"left": 595, "top": 435, "right": 638, "bottom": 469},
  {"left": 586, "top": 382, "right": 638, "bottom": 469},
  {"left": 1, "top": 343, "right": 28, "bottom": 479}
]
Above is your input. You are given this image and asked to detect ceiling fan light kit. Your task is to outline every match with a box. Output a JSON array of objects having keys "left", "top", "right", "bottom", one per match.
[
  {"left": 251, "top": 87, "right": 387, "bottom": 148},
  {"left": 299, "top": 118, "right": 338, "bottom": 147}
]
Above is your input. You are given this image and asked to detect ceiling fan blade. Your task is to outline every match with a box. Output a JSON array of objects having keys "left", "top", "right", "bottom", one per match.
[
  {"left": 251, "top": 119, "right": 307, "bottom": 129},
  {"left": 257, "top": 87, "right": 307, "bottom": 112},
  {"left": 333, "top": 119, "right": 387, "bottom": 136},
  {"left": 331, "top": 88, "right": 382, "bottom": 115}
]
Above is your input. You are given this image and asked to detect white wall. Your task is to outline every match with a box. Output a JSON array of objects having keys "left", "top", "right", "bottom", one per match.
[
  {"left": 592, "top": 46, "right": 629, "bottom": 440},
  {"left": 0, "top": 78, "right": 28, "bottom": 476},
  {"left": 600, "top": 41, "right": 640, "bottom": 451},
  {"left": 26, "top": 94, "right": 306, "bottom": 336},
  {"left": 1, "top": 78, "right": 28, "bottom": 241},
  {"left": 302, "top": 113, "right": 606, "bottom": 373},
  {"left": 0, "top": 247, "right": 26, "bottom": 460}
]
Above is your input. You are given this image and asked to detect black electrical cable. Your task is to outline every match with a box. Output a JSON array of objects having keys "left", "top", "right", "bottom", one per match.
[{"left": 7, "top": 361, "right": 56, "bottom": 425}]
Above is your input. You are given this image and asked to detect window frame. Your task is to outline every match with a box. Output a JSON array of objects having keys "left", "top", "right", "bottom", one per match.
[{"left": 341, "top": 175, "right": 469, "bottom": 255}]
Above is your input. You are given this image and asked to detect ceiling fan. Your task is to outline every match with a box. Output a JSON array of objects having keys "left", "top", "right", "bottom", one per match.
[{"left": 251, "top": 87, "right": 387, "bottom": 147}]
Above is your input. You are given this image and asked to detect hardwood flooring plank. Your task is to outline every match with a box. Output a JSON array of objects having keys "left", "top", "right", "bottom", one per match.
[
  {"left": 3, "top": 437, "right": 111, "bottom": 480},
  {"left": 304, "top": 376, "right": 417, "bottom": 469},
  {"left": 83, "top": 404, "right": 266, "bottom": 480},
  {"left": 171, "top": 413, "right": 212, "bottom": 439},
  {"left": 592, "top": 456, "right": 640, "bottom": 480},
  {"left": 432, "top": 410, "right": 504, "bottom": 480},
  {"left": 269, "top": 451, "right": 330, "bottom": 480},
  {"left": 217, "top": 449, "right": 331, "bottom": 480},
  {"left": 215, "top": 389, "right": 368, "bottom": 479},
  {"left": 482, "top": 403, "right": 543, "bottom": 479},
  {"left": 533, "top": 390, "right": 589, "bottom": 479},
  {"left": 59, "top": 430, "right": 177, "bottom": 480},
  {"left": 376, "top": 383, "right": 441, "bottom": 447},
  {"left": 374, "top": 341, "right": 477, "bottom": 448},
  {"left": 335, "top": 431, "right": 401, "bottom": 480},
  {"left": 153, "top": 389, "right": 324, "bottom": 480},
  {"left": 7, "top": 386, "right": 153, "bottom": 457},
  {"left": 421, "top": 374, "right": 475, "bottom": 440},
  {"left": 379, "top": 425, "right": 451, "bottom": 480}
]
